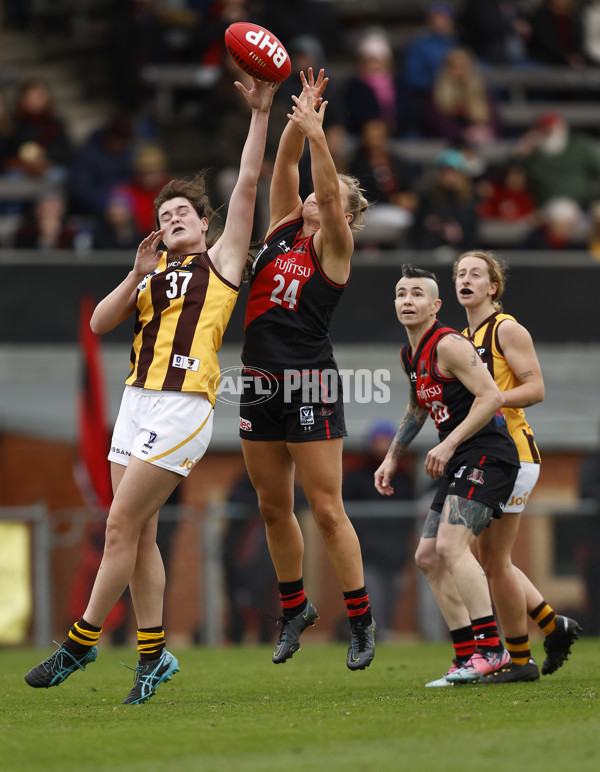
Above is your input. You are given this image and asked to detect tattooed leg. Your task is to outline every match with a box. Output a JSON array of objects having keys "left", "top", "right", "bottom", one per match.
[
  {"left": 442, "top": 495, "right": 494, "bottom": 537},
  {"left": 421, "top": 508, "right": 441, "bottom": 539},
  {"left": 415, "top": 509, "right": 471, "bottom": 629},
  {"left": 436, "top": 496, "right": 494, "bottom": 619}
]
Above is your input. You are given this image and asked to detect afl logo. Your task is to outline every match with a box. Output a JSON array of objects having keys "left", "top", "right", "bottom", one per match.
[{"left": 207, "top": 365, "right": 279, "bottom": 405}]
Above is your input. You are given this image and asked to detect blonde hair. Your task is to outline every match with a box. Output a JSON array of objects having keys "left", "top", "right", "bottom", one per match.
[
  {"left": 453, "top": 250, "right": 507, "bottom": 311},
  {"left": 434, "top": 48, "right": 491, "bottom": 126},
  {"left": 338, "top": 173, "right": 370, "bottom": 231}
]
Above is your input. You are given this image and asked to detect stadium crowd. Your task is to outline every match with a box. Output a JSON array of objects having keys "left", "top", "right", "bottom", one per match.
[{"left": 2, "top": 0, "right": 600, "bottom": 257}]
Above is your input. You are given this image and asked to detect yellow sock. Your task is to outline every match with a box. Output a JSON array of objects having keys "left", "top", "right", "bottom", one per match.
[
  {"left": 530, "top": 602, "right": 557, "bottom": 636},
  {"left": 505, "top": 635, "right": 531, "bottom": 666},
  {"left": 137, "top": 628, "right": 165, "bottom": 660},
  {"left": 68, "top": 618, "right": 102, "bottom": 648}
]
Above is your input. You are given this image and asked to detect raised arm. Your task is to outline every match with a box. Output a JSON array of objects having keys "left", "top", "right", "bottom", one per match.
[
  {"left": 267, "top": 68, "right": 328, "bottom": 234},
  {"left": 209, "top": 78, "right": 276, "bottom": 285},
  {"left": 90, "top": 230, "right": 164, "bottom": 334},
  {"left": 287, "top": 74, "right": 354, "bottom": 282},
  {"left": 496, "top": 319, "right": 545, "bottom": 408},
  {"left": 425, "top": 333, "right": 504, "bottom": 479}
]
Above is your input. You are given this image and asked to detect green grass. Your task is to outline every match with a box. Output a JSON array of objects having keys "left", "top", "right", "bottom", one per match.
[{"left": 1, "top": 639, "right": 598, "bottom": 772}]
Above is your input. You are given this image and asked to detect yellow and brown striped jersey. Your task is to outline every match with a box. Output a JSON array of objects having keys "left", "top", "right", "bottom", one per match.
[
  {"left": 463, "top": 311, "right": 540, "bottom": 464},
  {"left": 125, "top": 250, "right": 238, "bottom": 404}
]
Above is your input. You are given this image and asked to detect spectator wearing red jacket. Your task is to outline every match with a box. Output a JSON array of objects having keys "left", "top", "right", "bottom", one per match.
[{"left": 112, "top": 142, "right": 171, "bottom": 234}]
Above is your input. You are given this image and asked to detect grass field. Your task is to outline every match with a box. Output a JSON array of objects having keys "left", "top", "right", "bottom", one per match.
[{"left": 1, "top": 639, "right": 598, "bottom": 772}]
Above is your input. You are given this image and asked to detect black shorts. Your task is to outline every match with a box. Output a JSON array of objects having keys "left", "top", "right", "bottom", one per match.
[
  {"left": 430, "top": 452, "right": 519, "bottom": 518},
  {"left": 239, "top": 368, "right": 347, "bottom": 442}
]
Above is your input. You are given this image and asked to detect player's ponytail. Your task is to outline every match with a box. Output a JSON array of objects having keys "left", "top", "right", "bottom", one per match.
[{"left": 338, "top": 173, "right": 370, "bottom": 232}]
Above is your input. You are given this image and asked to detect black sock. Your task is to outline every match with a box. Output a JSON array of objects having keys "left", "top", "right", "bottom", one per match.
[
  {"left": 279, "top": 579, "right": 307, "bottom": 619},
  {"left": 344, "top": 586, "right": 372, "bottom": 626}
]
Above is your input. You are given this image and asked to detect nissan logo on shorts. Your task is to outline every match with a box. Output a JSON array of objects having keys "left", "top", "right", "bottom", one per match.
[{"left": 207, "top": 366, "right": 278, "bottom": 405}]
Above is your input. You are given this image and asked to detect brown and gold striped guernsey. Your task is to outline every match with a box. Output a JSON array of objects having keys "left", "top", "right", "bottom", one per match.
[
  {"left": 125, "top": 250, "right": 238, "bottom": 404},
  {"left": 464, "top": 312, "right": 541, "bottom": 464}
]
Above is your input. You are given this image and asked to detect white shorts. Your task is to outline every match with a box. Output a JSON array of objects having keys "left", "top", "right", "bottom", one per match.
[
  {"left": 108, "top": 386, "right": 214, "bottom": 477},
  {"left": 504, "top": 461, "right": 540, "bottom": 513}
]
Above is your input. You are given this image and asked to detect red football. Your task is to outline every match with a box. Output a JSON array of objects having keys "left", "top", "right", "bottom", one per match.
[{"left": 225, "top": 22, "right": 291, "bottom": 83}]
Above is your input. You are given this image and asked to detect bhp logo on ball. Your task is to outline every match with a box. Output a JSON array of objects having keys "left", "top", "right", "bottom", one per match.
[
  {"left": 207, "top": 367, "right": 392, "bottom": 406},
  {"left": 244, "top": 29, "right": 288, "bottom": 69}
]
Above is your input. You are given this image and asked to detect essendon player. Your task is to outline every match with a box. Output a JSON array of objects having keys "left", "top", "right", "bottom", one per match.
[
  {"left": 374, "top": 264, "right": 520, "bottom": 685},
  {"left": 239, "top": 69, "right": 376, "bottom": 671}
]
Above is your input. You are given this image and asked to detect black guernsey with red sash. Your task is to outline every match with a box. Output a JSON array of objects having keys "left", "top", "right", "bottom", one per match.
[
  {"left": 242, "top": 219, "right": 347, "bottom": 373},
  {"left": 400, "top": 320, "right": 519, "bottom": 468}
]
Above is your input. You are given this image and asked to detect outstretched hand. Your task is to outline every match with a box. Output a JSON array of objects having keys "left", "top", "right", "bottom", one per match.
[
  {"left": 287, "top": 92, "right": 327, "bottom": 135},
  {"left": 299, "top": 67, "right": 328, "bottom": 106},
  {"left": 286, "top": 68, "right": 329, "bottom": 135},
  {"left": 133, "top": 230, "right": 164, "bottom": 278},
  {"left": 235, "top": 77, "right": 279, "bottom": 112},
  {"left": 287, "top": 85, "right": 327, "bottom": 136}
]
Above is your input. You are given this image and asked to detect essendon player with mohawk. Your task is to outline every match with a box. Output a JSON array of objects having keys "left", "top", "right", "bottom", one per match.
[{"left": 374, "top": 264, "right": 520, "bottom": 685}]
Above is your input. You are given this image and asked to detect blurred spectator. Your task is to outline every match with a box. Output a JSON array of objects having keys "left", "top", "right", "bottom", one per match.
[
  {"left": 105, "top": 0, "right": 163, "bottom": 112},
  {"left": 92, "top": 190, "right": 144, "bottom": 250},
  {"left": 581, "top": 0, "right": 600, "bottom": 65},
  {"left": 323, "top": 123, "right": 352, "bottom": 176},
  {"left": 403, "top": 2, "right": 458, "bottom": 95},
  {"left": 577, "top": 421, "right": 600, "bottom": 634},
  {"left": 342, "top": 28, "right": 416, "bottom": 138},
  {"left": 222, "top": 470, "right": 286, "bottom": 644},
  {"left": 104, "top": 0, "right": 205, "bottom": 112},
  {"left": 518, "top": 196, "right": 589, "bottom": 249},
  {"left": 342, "top": 420, "right": 416, "bottom": 641},
  {"left": 112, "top": 141, "right": 171, "bottom": 234},
  {"left": 421, "top": 47, "right": 503, "bottom": 144},
  {"left": 14, "top": 189, "right": 77, "bottom": 250},
  {"left": 459, "top": 0, "right": 532, "bottom": 65},
  {"left": 478, "top": 163, "right": 536, "bottom": 221},
  {"left": 273, "top": 34, "right": 326, "bottom": 131},
  {"left": 191, "top": 0, "right": 252, "bottom": 69},
  {"left": 208, "top": 63, "right": 275, "bottom": 240},
  {"left": 4, "top": 0, "right": 33, "bottom": 30},
  {"left": 69, "top": 113, "right": 135, "bottom": 219},
  {"left": 587, "top": 199, "right": 600, "bottom": 259},
  {"left": 287, "top": 33, "right": 326, "bottom": 75},
  {"left": 514, "top": 112, "right": 600, "bottom": 208},
  {"left": 297, "top": 121, "right": 353, "bottom": 205},
  {"left": 527, "top": 0, "right": 588, "bottom": 68},
  {"left": 455, "top": 138, "right": 489, "bottom": 183},
  {"left": 2, "top": 79, "right": 71, "bottom": 191},
  {"left": 349, "top": 119, "right": 419, "bottom": 247},
  {"left": 411, "top": 147, "right": 479, "bottom": 252},
  {"left": 476, "top": 161, "right": 537, "bottom": 248},
  {"left": 255, "top": 0, "right": 342, "bottom": 61},
  {"left": 0, "top": 92, "right": 13, "bottom": 171}
]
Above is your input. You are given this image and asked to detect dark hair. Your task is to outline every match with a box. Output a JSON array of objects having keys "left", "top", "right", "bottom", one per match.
[
  {"left": 401, "top": 263, "right": 439, "bottom": 285},
  {"left": 153, "top": 172, "right": 221, "bottom": 246}
]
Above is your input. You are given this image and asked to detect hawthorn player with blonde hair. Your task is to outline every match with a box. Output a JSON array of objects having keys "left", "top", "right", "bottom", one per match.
[{"left": 448, "top": 250, "right": 581, "bottom": 683}]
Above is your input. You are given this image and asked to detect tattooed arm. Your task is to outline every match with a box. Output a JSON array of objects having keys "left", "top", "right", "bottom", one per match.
[{"left": 374, "top": 393, "right": 428, "bottom": 496}]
